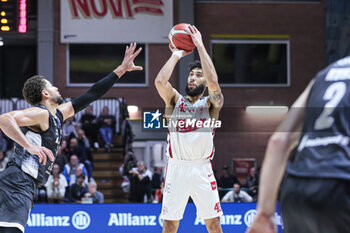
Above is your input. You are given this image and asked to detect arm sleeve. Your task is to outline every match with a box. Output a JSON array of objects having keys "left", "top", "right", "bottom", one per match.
[{"left": 71, "top": 72, "right": 118, "bottom": 113}]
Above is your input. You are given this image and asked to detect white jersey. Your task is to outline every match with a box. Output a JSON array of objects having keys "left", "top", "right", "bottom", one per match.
[{"left": 166, "top": 95, "right": 215, "bottom": 161}]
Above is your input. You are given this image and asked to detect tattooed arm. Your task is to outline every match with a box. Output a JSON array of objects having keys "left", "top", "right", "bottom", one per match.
[
  {"left": 185, "top": 25, "right": 224, "bottom": 111},
  {"left": 209, "top": 89, "right": 224, "bottom": 109}
]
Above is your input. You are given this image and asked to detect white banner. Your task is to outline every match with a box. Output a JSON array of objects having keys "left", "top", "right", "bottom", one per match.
[{"left": 60, "top": 0, "right": 173, "bottom": 43}]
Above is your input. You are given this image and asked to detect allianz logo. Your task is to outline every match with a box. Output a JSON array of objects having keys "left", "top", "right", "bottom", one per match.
[
  {"left": 194, "top": 214, "right": 243, "bottom": 226},
  {"left": 108, "top": 213, "right": 158, "bottom": 226},
  {"left": 194, "top": 210, "right": 283, "bottom": 228},
  {"left": 27, "top": 211, "right": 90, "bottom": 230}
]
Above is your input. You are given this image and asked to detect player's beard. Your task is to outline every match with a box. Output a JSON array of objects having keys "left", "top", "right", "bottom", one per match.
[
  {"left": 52, "top": 95, "right": 64, "bottom": 105},
  {"left": 185, "top": 84, "right": 205, "bottom": 97}
]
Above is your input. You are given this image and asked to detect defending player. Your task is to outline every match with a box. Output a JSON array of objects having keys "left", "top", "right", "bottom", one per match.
[
  {"left": 247, "top": 56, "right": 350, "bottom": 233},
  {"left": 155, "top": 25, "right": 224, "bottom": 233},
  {"left": 0, "top": 43, "right": 142, "bottom": 233}
]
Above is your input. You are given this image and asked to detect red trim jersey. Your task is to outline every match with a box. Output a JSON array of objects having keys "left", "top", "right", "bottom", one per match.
[{"left": 166, "top": 95, "right": 215, "bottom": 160}]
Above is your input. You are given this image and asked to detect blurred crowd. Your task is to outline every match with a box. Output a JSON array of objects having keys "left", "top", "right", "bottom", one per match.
[
  {"left": 120, "top": 150, "right": 164, "bottom": 203},
  {"left": 218, "top": 165, "right": 259, "bottom": 203},
  {"left": 0, "top": 105, "right": 126, "bottom": 204},
  {"left": 0, "top": 104, "right": 260, "bottom": 205},
  {"left": 120, "top": 152, "right": 259, "bottom": 204}
]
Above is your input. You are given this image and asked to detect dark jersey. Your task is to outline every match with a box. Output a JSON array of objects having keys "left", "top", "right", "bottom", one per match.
[
  {"left": 11, "top": 104, "right": 63, "bottom": 185},
  {"left": 287, "top": 56, "right": 350, "bottom": 180}
]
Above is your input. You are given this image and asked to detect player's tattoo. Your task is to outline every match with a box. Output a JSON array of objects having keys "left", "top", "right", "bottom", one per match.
[{"left": 210, "top": 90, "right": 223, "bottom": 106}]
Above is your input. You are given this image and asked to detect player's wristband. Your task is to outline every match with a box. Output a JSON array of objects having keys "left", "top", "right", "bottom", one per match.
[{"left": 172, "top": 50, "right": 184, "bottom": 59}]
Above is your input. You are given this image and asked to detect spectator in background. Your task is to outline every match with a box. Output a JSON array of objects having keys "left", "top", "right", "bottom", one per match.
[
  {"left": 75, "top": 167, "right": 89, "bottom": 186},
  {"left": 221, "top": 183, "right": 253, "bottom": 203},
  {"left": 84, "top": 180, "right": 104, "bottom": 203},
  {"left": 151, "top": 167, "right": 163, "bottom": 193},
  {"left": 97, "top": 106, "right": 116, "bottom": 151},
  {"left": 129, "top": 161, "right": 152, "bottom": 203},
  {"left": 69, "top": 137, "right": 93, "bottom": 180},
  {"left": 77, "top": 129, "right": 90, "bottom": 148},
  {"left": 0, "top": 150, "right": 9, "bottom": 173},
  {"left": 246, "top": 167, "right": 259, "bottom": 201},
  {"left": 77, "top": 129, "right": 94, "bottom": 167},
  {"left": 69, "top": 137, "right": 87, "bottom": 161},
  {"left": 62, "top": 116, "right": 77, "bottom": 140},
  {"left": 60, "top": 139, "right": 69, "bottom": 156},
  {"left": 55, "top": 145, "right": 68, "bottom": 173},
  {"left": 45, "top": 164, "right": 68, "bottom": 203},
  {"left": 80, "top": 105, "right": 99, "bottom": 149},
  {"left": 153, "top": 181, "right": 164, "bottom": 203},
  {"left": 63, "top": 154, "right": 88, "bottom": 186},
  {"left": 68, "top": 173, "right": 88, "bottom": 203},
  {"left": 218, "top": 164, "right": 240, "bottom": 198},
  {"left": 121, "top": 150, "right": 137, "bottom": 177}
]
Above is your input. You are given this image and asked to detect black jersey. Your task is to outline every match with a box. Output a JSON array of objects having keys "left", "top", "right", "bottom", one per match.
[
  {"left": 287, "top": 56, "right": 350, "bottom": 180},
  {"left": 11, "top": 104, "right": 63, "bottom": 185}
]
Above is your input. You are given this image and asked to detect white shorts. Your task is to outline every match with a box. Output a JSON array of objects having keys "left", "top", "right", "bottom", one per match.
[{"left": 161, "top": 159, "right": 223, "bottom": 220}]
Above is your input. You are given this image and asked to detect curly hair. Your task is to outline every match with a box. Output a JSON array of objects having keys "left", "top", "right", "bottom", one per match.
[
  {"left": 22, "top": 75, "right": 47, "bottom": 105},
  {"left": 188, "top": 60, "right": 202, "bottom": 72}
]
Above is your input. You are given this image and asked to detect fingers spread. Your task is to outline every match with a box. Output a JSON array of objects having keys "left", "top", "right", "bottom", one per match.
[
  {"left": 125, "top": 45, "right": 130, "bottom": 57},
  {"left": 130, "top": 42, "right": 136, "bottom": 54},
  {"left": 131, "top": 47, "right": 142, "bottom": 59},
  {"left": 125, "top": 46, "right": 128, "bottom": 56},
  {"left": 133, "top": 66, "right": 143, "bottom": 71}
]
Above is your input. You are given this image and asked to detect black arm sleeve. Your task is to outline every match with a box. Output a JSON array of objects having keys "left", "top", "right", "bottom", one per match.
[{"left": 71, "top": 72, "right": 118, "bottom": 113}]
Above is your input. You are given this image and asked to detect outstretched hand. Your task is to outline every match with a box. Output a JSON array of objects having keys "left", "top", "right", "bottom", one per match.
[
  {"left": 185, "top": 25, "right": 203, "bottom": 48},
  {"left": 115, "top": 43, "right": 143, "bottom": 78},
  {"left": 27, "top": 145, "right": 54, "bottom": 165}
]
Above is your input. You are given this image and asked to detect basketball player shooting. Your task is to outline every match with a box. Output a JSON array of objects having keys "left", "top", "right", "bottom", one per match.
[
  {"left": 155, "top": 25, "right": 224, "bottom": 233},
  {"left": 0, "top": 43, "right": 142, "bottom": 233},
  {"left": 247, "top": 56, "right": 350, "bottom": 233}
]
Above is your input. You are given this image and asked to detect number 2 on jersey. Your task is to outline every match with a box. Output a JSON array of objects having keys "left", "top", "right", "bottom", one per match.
[{"left": 314, "top": 82, "right": 346, "bottom": 130}]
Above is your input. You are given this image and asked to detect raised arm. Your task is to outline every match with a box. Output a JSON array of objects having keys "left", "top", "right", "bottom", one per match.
[
  {"left": 58, "top": 43, "right": 143, "bottom": 121},
  {"left": 247, "top": 79, "right": 314, "bottom": 233},
  {"left": 154, "top": 48, "right": 190, "bottom": 106},
  {"left": 185, "top": 25, "right": 224, "bottom": 109},
  {"left": 0, "top": 108, "right": 54, "bottom": 164}
]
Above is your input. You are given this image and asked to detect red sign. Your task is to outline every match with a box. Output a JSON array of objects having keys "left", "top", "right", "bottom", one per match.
[
  {"left": 68, "top": 0, "right": 164, "bottom": 19},
  {"left": 233, "top": 159, "right": 256, "bottom": 180}
]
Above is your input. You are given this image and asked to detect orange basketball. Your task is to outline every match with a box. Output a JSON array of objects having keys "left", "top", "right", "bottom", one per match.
[{"left": 168, "top": 23, "right": 195, "bottom": 52}]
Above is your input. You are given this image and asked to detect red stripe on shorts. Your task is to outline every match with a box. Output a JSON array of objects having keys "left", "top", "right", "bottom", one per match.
[
  {"left": 164, "top": 164, "right": 168, "bottom": 184},
  {"left": 169, "top": 141, "right": 173, "bottom": 158},
  {"left": 206, "top": 146, "right": 215, "bottom": 159}
]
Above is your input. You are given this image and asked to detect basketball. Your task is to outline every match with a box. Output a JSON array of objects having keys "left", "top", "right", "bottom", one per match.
[{"left": 168, "top": 23, "right": 195, "bottom": 52}]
